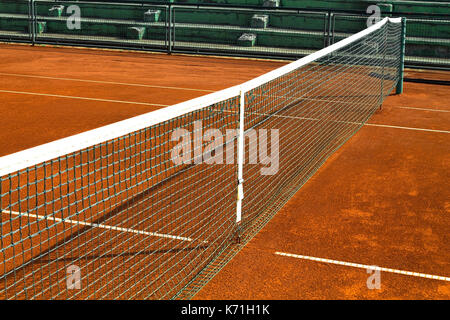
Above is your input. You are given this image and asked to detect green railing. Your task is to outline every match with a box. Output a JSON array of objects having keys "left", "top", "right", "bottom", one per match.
[{"left": 0, "top": 0, "right": 448, "bottom": 68}]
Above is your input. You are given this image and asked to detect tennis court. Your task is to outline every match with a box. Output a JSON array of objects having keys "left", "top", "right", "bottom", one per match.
[
  {"left": 1, "top": 17, "right": 448, "bottom": 300},
  {"left": 195, "top": 68, "right": 450, "bottom": 299},
  {"left": 0, "top": 43, "right": 286, "bottom": 299}
]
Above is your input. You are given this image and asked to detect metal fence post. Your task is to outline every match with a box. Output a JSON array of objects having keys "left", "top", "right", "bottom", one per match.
[
  {"left": 168, "top": 4, "right": 173, "bottom": 54},
  {"left": 327, "top": 12, "right": 334, "bottom": 47},
  {"left": 29, "top": 0, "right": 36, "bottom": 45}
]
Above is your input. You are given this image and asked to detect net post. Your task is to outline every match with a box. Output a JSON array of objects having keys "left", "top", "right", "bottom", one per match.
[
  {"left": 396, "top": 17, "right": 406, "bottom": 95},
  {"left": 235, "top": 88, "right": 245, "bottom": 239}
]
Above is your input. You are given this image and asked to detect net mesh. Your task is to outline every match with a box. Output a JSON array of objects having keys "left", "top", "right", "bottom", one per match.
[
  {"left": 0, "top": 98, "right": 240, "bottom": 299},
  {"left": 0, "top": 18, "right": 403, "bottom": 300},
  {"left": 241, "top": 20, "right": 401, "bottom": 229}
]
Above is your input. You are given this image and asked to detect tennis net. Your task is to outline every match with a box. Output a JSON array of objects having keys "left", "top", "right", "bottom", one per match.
[{"left": 0, "top": 17, "right": 404, "bottom": 299}]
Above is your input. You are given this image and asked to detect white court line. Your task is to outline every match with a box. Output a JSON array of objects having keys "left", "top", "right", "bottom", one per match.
[
  {"left": 222, "top": 109, "right": 450, "bottom": 134},
  {"left": 0, "top": 72, "right": 215, "bottom": 93},
  {"left": 1, "top": 210, "right": 204, "bottom": 243},
  {"left": 275, "top": 251, "right": 450, "bottom": 282},
  {"left": 365, "top": 123, "right": 450, "bottom": 134},
  {"left": 0, "top": 89, "right": 170, "bottom": 107},
  {"left": 395, "top": 106, "right": 450, "bottom": 113},
  {"left": 3, "top": 89, "right": 444, "bottom": 134}
]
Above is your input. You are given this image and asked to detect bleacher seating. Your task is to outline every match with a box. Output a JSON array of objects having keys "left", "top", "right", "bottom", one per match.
[{"left": 0, "top": 0, "right": 448, "bottom": 67}]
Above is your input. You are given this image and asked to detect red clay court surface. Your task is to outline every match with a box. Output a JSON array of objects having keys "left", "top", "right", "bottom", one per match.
[{"left": 0, "top": 43, "right": 449, "bottom": 299}]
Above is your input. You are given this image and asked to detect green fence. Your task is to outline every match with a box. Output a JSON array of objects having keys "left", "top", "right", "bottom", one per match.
[
  {"left": 66, "top": 0, "right": 450, "bottom": 15},
  {"left": 330, "top": 13, "right": 450, "bottom": 68},
  {"left": 34, "top": 1, "right": 169, "bottom": 50},
  {"left": 171, "top": 6, "right": 329, "bottom": 57},
  {"left": 403, "top": 16, "right": 450, "bottom": 68},
  {"left": 0, "top": 0, "right": 449, "bottom": 68},
  {"left": 0, "top": 0, "right": 32, "bottom": 41}
]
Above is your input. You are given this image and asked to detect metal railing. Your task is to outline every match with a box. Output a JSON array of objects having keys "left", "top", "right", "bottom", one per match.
[{"left": 0, "top": 0, "right": 448, "bottom": 69}]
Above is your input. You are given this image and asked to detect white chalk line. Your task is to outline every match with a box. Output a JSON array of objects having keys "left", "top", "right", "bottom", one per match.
[
  {"left": 365, "top": 123, "right": 450, "bottom": 134},
  {"left": 275, "top": 251, "right": 450, "bottom": 282},
  {"left": 1, "top": 210, "right": 204, "bottom": 243},
  {"left": 395, "top": 106, "right": 450, "bottom": 113},
  {"left": 0, "top": 89, "right": 170, "bottom": 107},
  {"left": 218, "top": 108, "right": 450, "bottom": 134},
  {"left": 0, "top": 72, "right": 215, "bottom": 93},
  {"left": 2, "top": 89, "right": 446, "bottom": 134}
]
